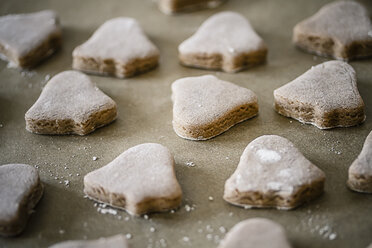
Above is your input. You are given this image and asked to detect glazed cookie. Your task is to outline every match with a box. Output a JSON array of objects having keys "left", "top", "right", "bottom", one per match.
[
  {"left": 0, "top": 164, "right": 43, "bottom": 236},
  {"left": 348, "top": 131, "right": 372, "bottom": 193},
  {"left": 293, "top": 1, "right": 372, "bottom": 60},
  {"left": 178, "top": 11, "right": 267, "bottom": 72},
  {"left": 84, "top": 143, "right": 182, "bottom": 216},
  {"left": 0, "top": 10, "right": 62, "bottom": 68},
  {"left": 218, "top": 218, "right": 291, "bottom": 248},
  {"left": 171, "top": 75, "right": 258, "bottom": 140},
  {"left": 158, "top": 0, "right": 225, "bottom": 14},
  {"left": 49, "top": 234, "right": 129, "bottom": 248},
  {"left": 224, "top": 135, "right": 325, "bottom": 210},
  {"left": 73, "top": 17, "right": 159, "bottom": 78},
  {"left": 274, "top": 61, "right": 365, "bottom": 129},
  {"left": 25, "top": 71, "right": 117, "bottom": 135}
]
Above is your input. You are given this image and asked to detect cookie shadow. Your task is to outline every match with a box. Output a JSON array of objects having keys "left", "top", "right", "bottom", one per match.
[
  {"left": 0, "top": 96, "right": 12, "bottom": 126},
  {"left": 36, "top": 26, "right": 93, "bottom": 73},
  {"left": 13, "top": 182, "right": 100, "bottom": 247},
  {"left": 358, "top": 81, "right": 372, "bottom": 120}
]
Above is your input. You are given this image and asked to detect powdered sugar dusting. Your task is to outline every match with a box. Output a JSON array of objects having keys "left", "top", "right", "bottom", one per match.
[
  {"left": 278, "top": 168, "right": 292, "bottom": 178},
  {"left": 267, "top": 182, "right": 282, "bottom": 191},
  {"left": 256, "top": 149, "right": 281, "bottom": 163}
]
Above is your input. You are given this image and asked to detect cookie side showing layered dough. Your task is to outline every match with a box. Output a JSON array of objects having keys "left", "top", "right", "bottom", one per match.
[
  {"left": 274, "top": 61, "right": 365, "bottom": 129},
  {"left": 73, "top": 18, "right": 159, "bottom": 78},
  {"left": 172, "top": 75, "right": 258, "bottom": 141},
  {"left": 25, "top": 71, "right": 117, "bottom": 135},
  {"left": 348, "top": 131, "right": 372, "bottom": 193},
  {"left": 218, "top": 218, "right": 291, "bottom": 248},
  {"left": 158, "top": 0, "right": 225, "bottom": 14},
  {"left": 224, "top": 135, "right": 325, "bottom": 210},
  {"left": 179, "top": 11, "right": 267, "bottom": 73},
  {"left": 0, "top": 10, "right": 62, "bottom": 68},
  {"left": 49, "top": 234, "right": 129, "bottom": 248},
  {"left": 84, "top": 143, "right": 182, "bottom": 216},
  {"left": 0, "top": 164, "right": 43, "bottom": 237},
  {"left": 293, "top": 1, "right": 372, "bottom": 60}
]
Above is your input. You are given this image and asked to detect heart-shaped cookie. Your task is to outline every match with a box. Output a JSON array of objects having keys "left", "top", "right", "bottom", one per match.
[
  {"left": 0, "top": 10, "right": 62, "bottom": 68},
  {"left": 274, "top": 60, "right": 365, "bottom": 129},
  {"left": 293, "top": 1, "right": 372, "bottom": 60},
  {"left": 0, "top": 164, "right": 43, "bottom": 236},
  {"left": 218, "top": 218, "right": 291, "bottom": 248},
  {"left": 348, "top": 131, "right": 372, "bottom": 193},
  {"left": 158, "top": 0, "right": 225, "bottom": 14},
  {"left": 224, "top": 135, "right": 325, "bottom": 210},
  {"left": 49, "top": 234, "right": 128, "bottom": 248},
  {"left": 25, "top": 70, "right": 117, "bottom": 135},
  {"left": 84, "top": 143, "right": 182, "bottom": 216},
  {"left": 178, "top": 11, "right": 267, "bottom": 73},
  {"left": 171, "top": 75, "right": 258, "bottom": 140},
  {"left": 73, "top": 17, "right": 159, "bottom": 78}
]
